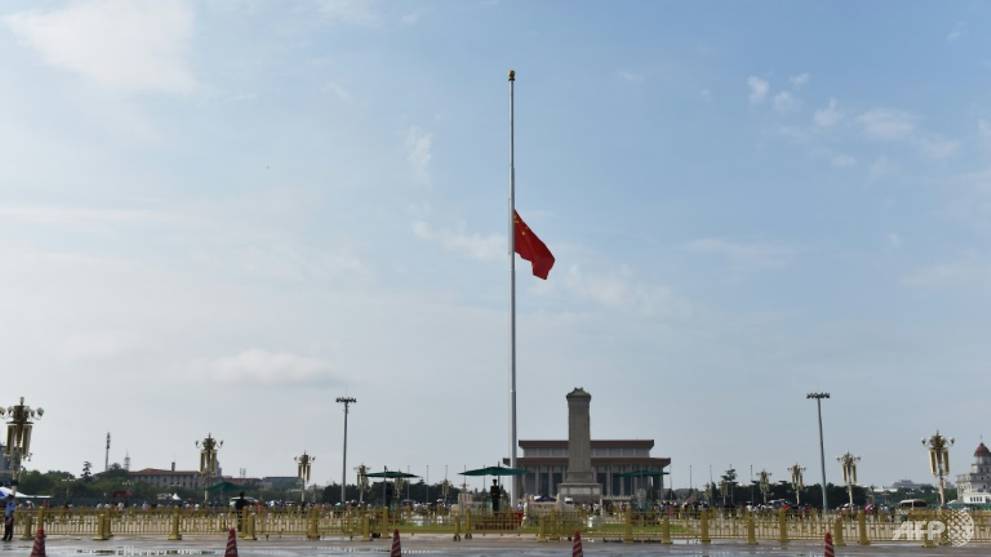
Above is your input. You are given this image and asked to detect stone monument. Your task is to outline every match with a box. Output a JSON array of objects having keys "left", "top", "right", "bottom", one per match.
[{"left": 557, "top": 387, "right": 602, "bottom": 503}]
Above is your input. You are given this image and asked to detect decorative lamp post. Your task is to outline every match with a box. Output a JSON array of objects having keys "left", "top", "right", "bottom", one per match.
[
  {"left": 441, "top": 479, "right": 451, "bottom": 506},
  {"left": 758, "top": 470, "right": 772, "bottom": 505},
  {"left": 837, "top": 452, "right": 860, "bottom": 510},
  {"left": 295, "top": 452, "right": 315, "bottom": 503},
  {"left": 195, "top": 433, "right": 223, "bottom": 504},
  {"left": 0, "top": 397, "right": 43, "bottom": 481},
  {"left": 356, "top": 464, "right": 368, "bottom": 505},
  {"left": 788, "top": 463, "right": 806, "bottom": 506},
  {"left": 922, "top": 431, "right": 954, "bottom": 506},
  {"left": 806, "top": 392, "right": 830, "bottom": 515},
  {"left": 335, "top": 397, "right": 356, "bottom": 504}
]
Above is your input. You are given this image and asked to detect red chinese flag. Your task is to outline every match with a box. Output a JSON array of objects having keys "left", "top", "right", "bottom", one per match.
[{"left": 513, "top": 210, "right": 555, "bottom": 279}]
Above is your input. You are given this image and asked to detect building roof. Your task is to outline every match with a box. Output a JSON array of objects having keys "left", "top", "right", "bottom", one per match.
[
  {"left": 520, "top": 440, "right": 655, "bottom": 449},
  {"left": 130, "top": 468, "right": 199, "bottom": 476},
  {"left": 224, "top": 477, "right": 262, "bottom": 485},
  {"left": 509, "top": 457, "right": 671, "bottom": 467},
  {"left": 976, "top": 442, "right": 990, "bottom": 458}
]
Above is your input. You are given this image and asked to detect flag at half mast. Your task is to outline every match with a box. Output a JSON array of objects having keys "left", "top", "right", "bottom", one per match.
[{"left": 513, "top": 210, "right": 554, "bottom": 279}]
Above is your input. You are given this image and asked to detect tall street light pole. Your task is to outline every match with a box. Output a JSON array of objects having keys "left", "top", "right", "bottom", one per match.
[
  {"left": 336, "top": 397, "right": 356, "bottom": 504},
  {"left": 806, "top": 392, "right": 830, "bottom": 515},
  {"left": 295, "top": 451, "right": 314, "bottom": 504},
  {"left": 0, "top": 397, "right": 44, "bottom": 482},
  {"left": 788, "top": 463, "right": 806, "bottom": 507},
  {"left": 837, "top": 452, "right": 861, "bottom": 509},
  {"left": 923, "top": 431, "right": 954, "bottom": 506},
  {"left": 195, "top": 433, "right": 222, "bottom": 505}
]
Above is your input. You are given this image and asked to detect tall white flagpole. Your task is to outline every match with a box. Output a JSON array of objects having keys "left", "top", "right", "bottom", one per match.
[{"left": 508, "top": 69, "right": 518, "bottom": 506}]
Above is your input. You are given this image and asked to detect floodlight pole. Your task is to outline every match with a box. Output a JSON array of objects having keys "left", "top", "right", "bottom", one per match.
[
  {"left": 336, "top": 397, "right": 356, "bottom": 504},
  {"left": 807, "top": 392, "right": 830, "bottom": 515}
]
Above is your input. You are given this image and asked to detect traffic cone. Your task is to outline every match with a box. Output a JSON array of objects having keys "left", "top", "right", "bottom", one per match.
[
  {"left": 390, "top": 529, "right": 401, "bottom": 557},
  {"left": 225, "top": 528, "right": 238, "bottom": 557},
  {"left": 30, "top": 527, "right": 45, "bottom": 557},
  {"left": 572, "top": 530, "right": 583, "bottom": 557},
  {"left": 824, "top": 531, "right": 835, "bottom": 557}
]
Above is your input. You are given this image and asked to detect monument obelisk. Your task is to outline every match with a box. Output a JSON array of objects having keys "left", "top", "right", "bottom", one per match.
[{"left": 557, "top": 388, "right": 602, "bottom": 503}]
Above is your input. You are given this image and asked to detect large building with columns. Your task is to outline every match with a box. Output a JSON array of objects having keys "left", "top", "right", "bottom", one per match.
[
  {"left": 508, "top": 439, "right": 670, "bottom": 501},
  {"left": 957, "top": 442, "right": 991, "bottom": 505}
]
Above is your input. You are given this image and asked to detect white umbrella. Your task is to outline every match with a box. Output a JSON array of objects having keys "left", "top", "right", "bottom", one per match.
[{"left": 0, "top": 486, "right": 50, "bottom": 499}]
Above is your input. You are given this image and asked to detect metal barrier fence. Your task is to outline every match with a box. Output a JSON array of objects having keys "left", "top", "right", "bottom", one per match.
[{"left": 15, "top": 507, "right": 991, "bottom": 545}]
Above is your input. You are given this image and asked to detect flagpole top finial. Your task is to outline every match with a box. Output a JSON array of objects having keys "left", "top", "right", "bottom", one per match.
[{"left": 508, "top": 70, "right": 515, "bottom": 81}]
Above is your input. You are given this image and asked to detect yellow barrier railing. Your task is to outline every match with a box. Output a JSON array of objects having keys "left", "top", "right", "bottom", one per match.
[{"left": 10, "top": 507, "right": 991, "bottom": 544}]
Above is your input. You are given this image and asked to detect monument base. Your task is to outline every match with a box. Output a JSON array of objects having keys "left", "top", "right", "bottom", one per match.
[{"left": 557, "top": 482, "right": 602, "bottom": 504}]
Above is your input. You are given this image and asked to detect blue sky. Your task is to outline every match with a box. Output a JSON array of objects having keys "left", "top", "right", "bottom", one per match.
[{"left": 1, "top": 0, "right": 990, "bottom": 489}]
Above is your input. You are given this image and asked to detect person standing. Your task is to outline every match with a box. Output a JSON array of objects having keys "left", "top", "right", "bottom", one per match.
[
  {"left": 234, "top": 492, "right": 248, "bottom": 531},
  {"left": 490, "top": 480, "right": 501, "bottom": 513},
  {"left": 2, "top": 494, "right": 15, "bottom": 542}
]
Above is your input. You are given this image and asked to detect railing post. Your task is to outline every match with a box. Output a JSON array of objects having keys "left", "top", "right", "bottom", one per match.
[
  {"left": 92, "top": 512, "right": 107, "bottom": 541},
  {"left": 857, "top": 510, "right": 869, "bottom": 545},
  {"left": 168, "top": 508, "right": 182, "bottom": 541},
  {"left": 306, "top": 508, "right": 319, "bottom": 540},
  {"left": 20, "top": 510, "right": 34, "bottom": 541},
  {"left": 245, "top": 511, "right": 258, "bottom": 541},
  {"left": 699, "top": 509, "right": 711, "bottom": 544},
  {"left": 939, "top": 510, "right": 950, "bottom": 546},
  {"left": 661, "top": 513, "right": 672, "bottom": 544},
  {"left": 922, "top": 516, "right": 935, "bottom": 548},
  {"left": 745, "top": 510, "right": 757, "bottom": 545},
  {"left": 777, "top": 507, "right": 788, "bottom": 544},
  {"left": 832, "top": 515, "right": 845, "bottom": 546}
]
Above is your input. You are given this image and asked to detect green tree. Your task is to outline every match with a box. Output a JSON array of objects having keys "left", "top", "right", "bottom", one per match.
[{"left": 719, "top": 468, "right": 738, "bottom": 505}]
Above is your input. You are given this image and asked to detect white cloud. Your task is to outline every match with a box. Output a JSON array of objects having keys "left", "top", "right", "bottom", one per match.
[
  {"left": 0, "top": 206, "right": 168, "bottom": 225},
  {"left": 684, "top": 237, "right": 796, "bottom": 270},
  {"left": 917, "top": 135, "right": 959, "bottom": 159},
  {"left": 4, "top": 0, "right": 196, "bottom": 94},
  {"left": 868, "top": 156, "right": 896, "bottom": 180},
  {"left": 857, "top": 108, "right": 957, "bottom": 158},
  {"left": 60, "top": 330, "right": 139, "bottom": 361},
  {"left": 858, "top": 109, "right": 917, "bottom": 140},
  {"left": 776, "top": 125, "right": 809, "bottom": 143},
  {"left": 563, "top": 264, "right": 686, "bottom": 317},
  {"left": 405, "top": 126, "right": 433, "bottom": 184},
  {"left": 946, "top": 21, "right": 966, "bottom": 43},
  {"left": 830, "top": 154, "right": 857, "bottom": 167},
  {"left": 316, "top": 0, "right": 379, "bottom": 26},
  {"left": 412, "top": 220, "right": 504, "bottom": 262},
  {"left": 979, "top": 119, "right": 991, "bottom": 139},
  {"left": 814, "top": 98, "right": 842, "bottom": 128},
  {"left": 618, "top": 70, "right": 644, "bottom": 83},
  {"left": 202, "top": 349, "right": 337, "bottom": 386},
  {"left": 902, "top": 256, "right": 991, "bottom": 287},
  {"left": 790, "top": 73, "right": 811, "bottom": 88},
  {"left": 747, "top": 76, "right": 769, "bottom": 104},
  {"left": 773, "top": 91, "right": 800, "bottom": 113},
  {"left": 323, "top": 82, "right": 353, "bottom": 102}
]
